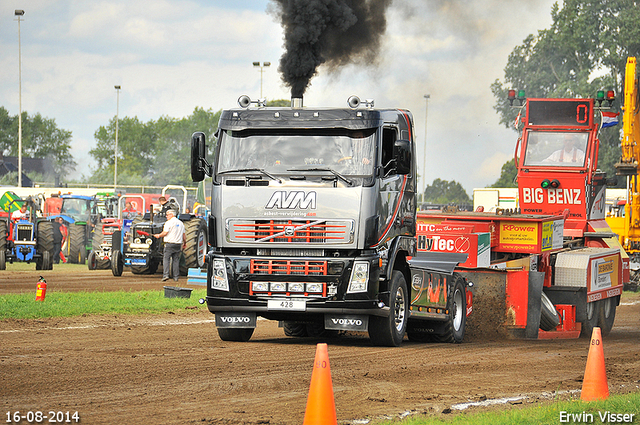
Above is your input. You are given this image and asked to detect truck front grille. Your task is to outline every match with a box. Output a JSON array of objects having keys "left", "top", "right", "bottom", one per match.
[
  {"left": 228, "top": 219, "right": 353, "bottom": 244},
  {"left": 250, "top": 259, "right": 327, "bottom": 275}
]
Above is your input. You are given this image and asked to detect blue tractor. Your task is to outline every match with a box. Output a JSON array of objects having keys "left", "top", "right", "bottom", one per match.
[{"left": 0, "top": 197, "right": 54, "bottom": 270}]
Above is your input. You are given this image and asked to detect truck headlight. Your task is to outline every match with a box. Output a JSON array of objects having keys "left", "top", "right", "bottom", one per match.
[
  {"left": 288, "top": 282, "right": 305, "bottom": 292},
  {"left": 212, "top": 259, "right": 229, "bottom": 291},
  {"left": 347, "top": 261, "right": 369, "bottom": 293},
  {"left": 252, "top": 281, "right": 269, "bottom": 292},
  {"left": 306, "top": 283, "right": 323, "bottom": 294},
  {"left": 270, "top": 282, "right": 286, "bottom": 292}
]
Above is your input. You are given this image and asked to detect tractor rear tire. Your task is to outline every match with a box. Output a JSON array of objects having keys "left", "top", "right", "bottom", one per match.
[
  {"left": 0, "top": 220, "right": 7, "bottom": 253},
  {"left": 36, "top": 220, "right": 55, "bottom": 259},
  {"left": 0, "top": 250, "right": 6, "bottom": 270},
  {"left": 68, "top": 224, "right": 86, "bottom": 264},
  {"left": 180, "top": 218, "right": 208, "bottom": 276}
]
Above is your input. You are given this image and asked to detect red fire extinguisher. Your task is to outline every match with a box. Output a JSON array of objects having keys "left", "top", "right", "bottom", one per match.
[{"left": 35, "top": 276, "right": 47, "bottom": 301}]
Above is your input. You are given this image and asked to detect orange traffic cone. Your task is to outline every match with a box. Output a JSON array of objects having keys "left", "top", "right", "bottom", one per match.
[
  {"left": 581, "top": 327, "right": 609, "bottom": 401},
  {"left": 303, "top": 343, "right": 337, "bottom": 425}
]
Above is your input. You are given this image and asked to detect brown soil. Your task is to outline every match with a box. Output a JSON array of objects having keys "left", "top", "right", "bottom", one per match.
[{"left": 1, "top": 269, "right": 639, "bottom": 424}]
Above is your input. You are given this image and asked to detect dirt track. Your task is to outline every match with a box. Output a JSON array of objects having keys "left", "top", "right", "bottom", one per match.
[{"left": 1, "top": 270, "right": 639, "bottom": 424}]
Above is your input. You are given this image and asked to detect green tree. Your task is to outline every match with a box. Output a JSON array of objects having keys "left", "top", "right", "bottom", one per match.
[
  {"left": 0, "top": 107, "right": 76, "bottom": 178},
  {"left": 490, "top": 160, "right": 518, "bottom": 188},
  {"left": 423, "top": 178, "right": 471, "bottom": 205},
  {"left": 491, "top": 0, "right": 640, "bottom": 184},
  {"left": 88, "top": 107, "right": 221, "bottom": 186}
]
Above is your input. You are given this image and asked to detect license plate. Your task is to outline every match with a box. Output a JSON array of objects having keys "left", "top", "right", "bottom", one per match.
[{"left": 267, "top": 299, "right": 306, "bottom": 311}]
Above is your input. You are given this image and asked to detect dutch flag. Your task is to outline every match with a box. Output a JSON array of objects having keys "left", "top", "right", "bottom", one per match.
[{"left": 601, "top": 111, "right": 620, "bottom": 128}]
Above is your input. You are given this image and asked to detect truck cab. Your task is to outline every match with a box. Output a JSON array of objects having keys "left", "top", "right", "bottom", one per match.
[{"left": 192, "top": 96, "right": 468, "bottom": 346}]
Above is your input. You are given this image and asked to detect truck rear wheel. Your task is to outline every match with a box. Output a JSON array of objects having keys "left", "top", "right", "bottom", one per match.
[
  {"left": 283, "top": 322, "right": 308, "bottom": 337},
  {"left": 437, "top": 276, "right": 466, "bottom": 343},
  {"left": 581, "top": 300, "right": 600, "bottom": 338},
  {"left": 539, "top": 291, "right": 561, "bottom": 331},
  {"left": 598, "top": 296, "right": 617, "bottom": 336},
  {"left": 217, "top": 327, "right": 254, "bottom": 342},
  {"left": 368, "top": 270, "right": 408, "bottom": 347}
]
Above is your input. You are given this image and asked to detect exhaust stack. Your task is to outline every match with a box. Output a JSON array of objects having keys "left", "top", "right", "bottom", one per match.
[{"left": 291, "top": 97, "right": 303, "bottom": 109}]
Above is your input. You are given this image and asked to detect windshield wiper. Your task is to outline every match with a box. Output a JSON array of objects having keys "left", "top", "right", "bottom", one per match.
[
  {"left": 218, "top": 168, "right": 282, "bottom": 183},
  {"left": 287, "top": 166, "right": 353, "bottom": 186}
]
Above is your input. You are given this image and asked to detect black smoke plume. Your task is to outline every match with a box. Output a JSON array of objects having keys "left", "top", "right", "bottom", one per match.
[{"left": 269, "top": 0, "right": 392, "bottom": 98}]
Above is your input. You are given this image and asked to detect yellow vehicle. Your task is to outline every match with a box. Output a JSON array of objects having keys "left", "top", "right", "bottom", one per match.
[{"left": 608, "top": 57, "right": 640, "bottom": 289}]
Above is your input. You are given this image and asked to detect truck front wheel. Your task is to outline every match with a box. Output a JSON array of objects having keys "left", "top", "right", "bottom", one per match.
[
  {"left": 217, "top": 327, "right": 254, "bottom": 342},
  {"left": 368, "top": 270, "right": 408, "bottom": 347}
]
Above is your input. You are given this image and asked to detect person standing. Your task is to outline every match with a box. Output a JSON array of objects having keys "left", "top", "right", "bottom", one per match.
[
  {"left": 52, "top": 217, "right": 67, "bottom": 264},
  {"left": 153, "top": 209, "right": 185, "bottom": 282}
]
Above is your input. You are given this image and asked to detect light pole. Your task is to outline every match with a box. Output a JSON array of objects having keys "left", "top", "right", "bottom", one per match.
[
  {"left": 252, "top": 61, "right": 271, "bottom": 98},
  {"left": 422, "top": 94, "right": 430, "bottom": 204},
  {"left": 114, "top": 85, "right": 121, "bottom": 189},
  {"left": 15, "top": 9, "right": 24, "bottom": 187}
]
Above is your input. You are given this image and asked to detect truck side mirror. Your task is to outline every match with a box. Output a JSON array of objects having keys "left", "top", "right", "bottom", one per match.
[
  {"left": 394, "top": 139, "right": 411, "bottom": 175},
  {"left": 191, "top": 132, "right": 208, "bottom": 182}
]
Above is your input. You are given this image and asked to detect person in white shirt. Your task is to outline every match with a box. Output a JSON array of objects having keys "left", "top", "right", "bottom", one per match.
[
  {"left": 11, "top": 204, "right": 30, "bottom": 221},
  {"left": 543, "top": 134, "right": 585, "bottom": 164},
  {"left": 153, "top": 209, "right": 186, "bottom": 282}
]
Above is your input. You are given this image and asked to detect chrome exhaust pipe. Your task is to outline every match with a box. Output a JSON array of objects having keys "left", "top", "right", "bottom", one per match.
[{"left": 291, "top": 97, "right": 303, "bottom": 108}]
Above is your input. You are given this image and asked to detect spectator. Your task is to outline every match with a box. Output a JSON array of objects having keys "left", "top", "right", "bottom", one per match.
[
  {"left": 153, "top": 209, "right": 186, "bottom": 282},
  {"left": 52, "top": 217, "right": 67, "bottom": 264}
]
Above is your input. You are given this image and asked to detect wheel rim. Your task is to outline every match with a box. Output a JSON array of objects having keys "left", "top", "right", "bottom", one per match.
[
  {"left": 197, "top": 229, "right": 206, "bottom": 267},
  {"left": 393, "top": 285, "right": 406, "bottom": 332},
  {"left": 603, "top": 297, "right": 612, "bottom": 319},
  {"left": 586, "top": 301, "right": 596, "bottom": 320},
  {"left": 452, "top": 287, "right": 463, "bottom": 331}
]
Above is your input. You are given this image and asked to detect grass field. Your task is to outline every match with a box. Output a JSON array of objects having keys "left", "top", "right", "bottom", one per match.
[
  {"left": 0, "top": 288, "right": 207, "bottom": 319},
  {"left": 378, "top": 392, "right": 639, "bottom": 425}
]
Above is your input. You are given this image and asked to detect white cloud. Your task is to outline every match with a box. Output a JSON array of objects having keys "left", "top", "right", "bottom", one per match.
[{"left": 0, "top": 0, "right": 556, "bottom": 189}]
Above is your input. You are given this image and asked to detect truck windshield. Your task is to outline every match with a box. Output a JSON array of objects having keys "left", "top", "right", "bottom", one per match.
[
  {"left": 523, "top": 131, "right": 588, "bottom": 167},
  {"left": 217, "top": 128, "right": 376, "bottom": 177}
]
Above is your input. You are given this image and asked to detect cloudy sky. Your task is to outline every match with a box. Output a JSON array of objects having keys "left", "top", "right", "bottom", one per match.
[{"left": 0, "top": 0, "right": 557, "bottom": 194}]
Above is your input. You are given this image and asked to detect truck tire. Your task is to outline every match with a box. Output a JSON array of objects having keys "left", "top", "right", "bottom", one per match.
[
  {"left": 68, "top": 224, "right": 86, "bottom": 264},
  {"left": 539, "top": 291, "right": 560, "bottom": 332},
  {"left": 437, "top": 275, "right": 466, "bottom": 343},
  {"left": 283, "top": 322, "right": 308, "bottom": 337},
  {"left": 598, "top": 296, "right": 617, "bottom": 336},
  {"left": 111, "top": 250, "right": 124, "bottom": 276},
  {"left": 217, "top": 327, "right": 254, "bottom": 342},
  {"left": 368, "top": 270, "right": 408, "bottom": 347},
  {"left": 581, "top": 300, "right": 600, "bottom": 338},
  {"left": 180, "top": 218, "right": 208, "bottom": 276}
]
